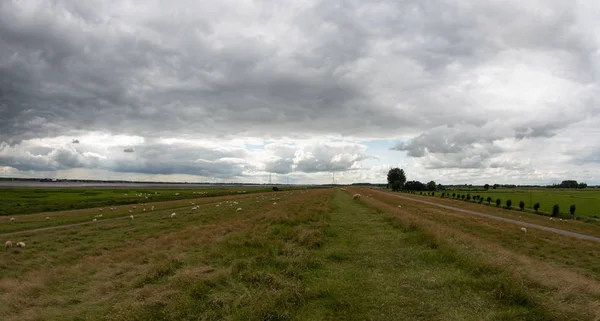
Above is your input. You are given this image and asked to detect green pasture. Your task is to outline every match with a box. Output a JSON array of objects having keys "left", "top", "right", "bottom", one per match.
[
  {"left": 444, "top": 189, "right": 600, "bottom": 218},
  {"left": 0, "top": 187, "right": 274, "bottom": 216}
]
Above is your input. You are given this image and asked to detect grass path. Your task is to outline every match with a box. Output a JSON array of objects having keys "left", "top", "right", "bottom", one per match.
[{"left": 294, "top": 191, "right": 550, "bottom": 320}]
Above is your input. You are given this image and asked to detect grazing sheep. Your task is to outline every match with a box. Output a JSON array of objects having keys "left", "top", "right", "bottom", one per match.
[
  {"left": 10, "top": 217, "right": 15, "bottom": 222},
  {"left": 130, "top": 215, "right": 134, "bottom": 220},
  {"left": 129, "top": 210, "right": 133, "bottom": 213},
  {"left": 171, "top": 213, "right": 176, "bottom": 218},
  {"left": 93, "top": 218, "right": 97, "bottom": 222},
  {"left": 397, "top": 205, "right": 402, "bottom": 208},
  {"left": 45, "top": 217, "right": 50, "bottom": 220},
  {"left": 16, "top": 242, "right": 25, "bottom": 248},
  {"left": 521, "top": 227, "right": 527, "bottom": 233},
  {"left": 352, "top": 194, "right": 361, "bottom": 200},
  {"left": 99, "top": 208, "right": 103, "bottom": 211},
  {"left": 4, "top": 241, "right": 12, "bottom": 250},
  {"left": 143, "top": 208, "right": 146, "bottom": 211},
  {"left": 236, "top": 208, "right": 242, "bottom": 212},
  {"left": 151, "top": 206, "right": 154, "bottom": 210},
  {"left": 273, "top": 202, "right": 277, "bottom": 205}
]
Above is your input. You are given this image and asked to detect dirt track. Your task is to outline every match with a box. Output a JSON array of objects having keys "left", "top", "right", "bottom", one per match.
[{"left": 385, "top": 191, "right": 600, "bottom": 243}]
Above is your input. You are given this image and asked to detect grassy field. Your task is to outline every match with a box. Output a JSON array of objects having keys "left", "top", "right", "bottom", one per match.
[
  {"left": 2, "top": 188, "right": 600, "bottom": 320},
  {"left": 0, "top": 187, "right": 278, "bottom": 217},
  {"left": 439, "top": 188, "right": 600, "bottom": 218}
]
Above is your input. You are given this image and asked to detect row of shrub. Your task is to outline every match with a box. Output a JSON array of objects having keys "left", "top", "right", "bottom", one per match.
[{"left": 415, "top": 192, "right": 579, "bottom": 219}]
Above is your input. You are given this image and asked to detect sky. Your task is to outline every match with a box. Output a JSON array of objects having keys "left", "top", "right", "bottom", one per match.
[{"left": 1, "top": 0, "right": 599, "bottom": 185}]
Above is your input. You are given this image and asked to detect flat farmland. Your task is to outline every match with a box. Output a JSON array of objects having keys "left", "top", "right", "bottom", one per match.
[
  {"left": 0, "top": 187, "right": 275, "bottom": 217},
  {"left": 445, "top": 189, "right": 600, "bottom": 218},
  {"left": 2, "top": 187, "right": 600, "bottom": 320}
]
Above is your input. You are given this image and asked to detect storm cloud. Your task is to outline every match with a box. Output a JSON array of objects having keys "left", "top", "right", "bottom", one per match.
[{"left": 1, "top": 0, "right": 599, "bottom": 184}]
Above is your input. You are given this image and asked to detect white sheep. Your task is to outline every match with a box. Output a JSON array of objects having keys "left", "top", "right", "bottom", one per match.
[
  {"left": 130, "top": 215, "right": 134, "bottom": 220},
  {"left": 171, "top": 213, "right": 176, "bottom": 218},
  {"left": 4, "top": 241, "right": 12, "bottom": 250},
  {"left": 273, "top": 202, "right": 277, "bottom": 205},
  {"left": 93, "top": 218, "right": 97, "bottom": 222},
  {"left": 10, "top": 217, "right": 15, "bottom": 222},
  {"left": 521, "top": 227, "right": 527, "bottom": 233},
  {"left": 236, "top": 208, "right": 242, "bottom": 212},
  {"left": 151, "top": 206, "right": 154, "bottom": 210},
  {"left": 352, "top": 194, "right": 361, "bottom": 200},
  {"left": 16, "top": 242, "right": 25, "bottom": 248},
  {"left": 45, "top": 217, "right": 50, "bottom": 220},
  {"left": 397, "top": 205, "right": 402, "bottom": 208}
]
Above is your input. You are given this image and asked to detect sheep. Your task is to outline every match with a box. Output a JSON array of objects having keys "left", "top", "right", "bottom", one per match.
[
  {"left": 98, "top": 208, "right": 103, "bottom": 211},
  {"left": 93, "top": 218, "right": 97, "bottom": 222},
  {"left": 45, "top": 217, "right": 50, "bottom": 220},
  {"left": 171, "top": 213, "right": 176, "bottom": 218},
  {"left": 397, "top": 205, "right": 402, "bottom": 208},
  {"left": 130, "top": 215, "right": 134, "bottom": 220},
  {"left": 352, "top": 194, "right": 361, "bottom": 200},
  {"left": 151, "top": 206, "right": 155, "bottom": 210},
  {"left": 16, "top": 242, "right": 25, "bottom": 248},
  {"left": 4, "top": 241, "right": 12, "bottom": 250},
  {"left": 521, "top": 227, "right": 527, "bottom": 233},
  {"left": 236, "top": 208, "right": 242, "bottom": 212},
  {"left": 273, "top": 202, "right": 277, "bottom": 205},
  {"left": 129, "top": 210, "right": 133, "bottom": 213},
  {"left": 10, "top": 217, "right": 15, "bottom": 222},
  {"left": 143, "top": 208, "right": 146, "bottom": 211}
]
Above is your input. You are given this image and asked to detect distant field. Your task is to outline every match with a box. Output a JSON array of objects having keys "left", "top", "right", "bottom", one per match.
[
  {"left": 2, "top": 188, "right": 600, "bottom": 320},
  {"left": 0, "top": 187, "right": 277, "bottom": 216},
  {"left": 441, "top": 189, "right": 600, "bottom": 218}
]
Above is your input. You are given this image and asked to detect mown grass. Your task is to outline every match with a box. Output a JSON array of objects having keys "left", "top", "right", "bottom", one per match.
[
  {"left": 2, "top": 188, "right": 600, "bottom": 320},
  {"left": 367, "top": 189, "right": 600, "bottom": 280},
  {"left": 442, "top": 188, "right": 600, "bottom": 218},
  {"left": 0, "top": 187, "right": 279, "bottom": 216}
]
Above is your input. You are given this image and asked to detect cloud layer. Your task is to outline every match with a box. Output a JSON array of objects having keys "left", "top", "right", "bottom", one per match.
[{"left": 1, "top": 0, "right": 599, "bottom": 184}]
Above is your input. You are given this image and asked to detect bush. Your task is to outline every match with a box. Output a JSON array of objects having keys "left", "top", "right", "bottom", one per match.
[
  {"left": 452, "top": 193, "right": 456, "bottom": 198},
  {"left": 486, "top": 197, "right": 492, "bottom": 204},
  {"left": 533, "top": 202, "right": 540, "bottom": 212},
  {"left": 552, "top": 204, "right": 560, "bottom": 217},
  {"left": 496, "top": 199, "right": 501, "bottom": 207},
  {"left": 272, "top": 186, "right": 279, "bottom": 191},
  {"left": 519, "top": 201, "right": 525, "bottom": 211},
  {"left": 569, "top": 204, "right": 576, "bottom": 217},
  {"left": 466, "top": 194, "right": 471, "bottom": 201},
  {"left": 478, "top": 198, "right": 483, "bottom": 204},
  {"left": 461, "top": 194, "right": 466, "bottom": 200},
  {"left": 441, "top": 192, "right": 445, "bottom": 197},
  {"left": 506, "top": 199, "right": 512, "bottom": 209},
  {"left": 431, "top": 192, "right": 435, "bottom": 196}
]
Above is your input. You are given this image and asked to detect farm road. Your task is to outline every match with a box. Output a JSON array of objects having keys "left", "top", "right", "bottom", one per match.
[{"left": 383, "top": 191, "right": 600, "bottom": 244}]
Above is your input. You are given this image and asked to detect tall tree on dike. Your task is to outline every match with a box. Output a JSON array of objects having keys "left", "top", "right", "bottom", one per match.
[{"left": 387, "top": 168, "right": 406, "bottom": 191}]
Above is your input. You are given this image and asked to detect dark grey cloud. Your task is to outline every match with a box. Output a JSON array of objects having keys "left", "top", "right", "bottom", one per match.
[
  {"left": 1, "top": 0, "right": 599, "bottom": 182},
  {"left": 123, "top": 148, "right": 134, "bottom": 153}
]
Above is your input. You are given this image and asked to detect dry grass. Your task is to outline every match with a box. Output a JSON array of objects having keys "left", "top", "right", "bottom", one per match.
[
  {"left": 0, "top": 189, "right": 329, "bottom": 320},
  {"left": 348, "top": 187, "right": 600, "bottom": 320}
]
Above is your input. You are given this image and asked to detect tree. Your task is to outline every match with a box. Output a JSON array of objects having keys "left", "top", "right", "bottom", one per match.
[
  {"left": 496, "top": 198, "right": 501, "bottom": 207},
  {"left": 484, "top": 184, "right": 490, "bottom": 190},
  {"left": 478, "top": 198, "right": 483, "bottom": 204},
  {"left": 493, "top": 184, "right": 499, "bottom": 190},
  {"left": 519, "top": 201, "right": 525, "bottom": 211},
  {"left": 461, "top": 194, "right": 466, "bottom": 200},
  {"left": 533, "top": 202, "right": 540, "bottom": 212},
  {"left": 552, "top": 204, "right": 560, "bottom": 217},
  {"left": 427, "top": 181, "right": 436, "bottom": 191},
  {"left": 466, "top": 194, "right": 471, "bottom": 201},
  {"left": 506, "top": 199, "right": 512, "bottom": 209},
  {"left": 578, "top": 182, "right": 587, "bottom": 189},
  {"left": 272, "top": 186, "right": 279, "bottom": 191},
  {"left": 452, "top": 193, "right": 456, "bottom": 198},
  {"left": 405, "top": 180, "right": 426, "bottom": 191},
  {"left": 441, "top": 192, "right": 445, "bottom": 197},
  {"left": 569, "top": 204, "right": 576, "bottom": 217},
  {"left": 486, "top": 197, "right": 492, "bottom": 204},
  {"left": 559, "top": 180, "right": 578, "bottom": 189},
  {"left": 387, "top": 168, "right": 406, "bottom": 191}
]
